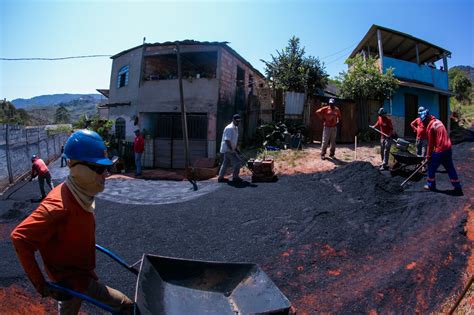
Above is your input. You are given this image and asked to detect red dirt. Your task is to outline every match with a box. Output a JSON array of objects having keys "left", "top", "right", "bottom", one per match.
[{"left": 0, "top": 285, "right": 56, "bottom": 314}]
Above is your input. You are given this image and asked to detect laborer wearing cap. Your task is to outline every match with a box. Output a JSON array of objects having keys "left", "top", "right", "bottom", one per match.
[
  {"left": 217, "top": 114, "right": 243, "bottom": 183},
  {"left": 316, "top": 98, "right": 341, "bottom": 160},
  {"left": 133, "top": 129, "right": 145, "bottom": 177},
  {"left": 29, "top": 154, "right": 54, "bottom": 200},
  {"left": 11, "top": 130, "right": 134, "bottom": 314},
  {"left": 371, "top": 107, "right": 395, "bottom": 171},
  {"left": 424, "top": 118, "right": 462, "bottom": 194},
  {"left": 410, "top": 106, "right": 434, "bottom": 157}
]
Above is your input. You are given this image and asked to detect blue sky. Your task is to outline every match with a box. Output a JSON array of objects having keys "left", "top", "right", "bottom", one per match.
[{"left": 1, "top": 0, "right": 473, "bottom": 101}]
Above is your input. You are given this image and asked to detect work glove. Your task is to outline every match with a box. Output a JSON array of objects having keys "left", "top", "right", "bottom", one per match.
[{"left": 41, "top": 283, "right": 72, "bottom": 301}]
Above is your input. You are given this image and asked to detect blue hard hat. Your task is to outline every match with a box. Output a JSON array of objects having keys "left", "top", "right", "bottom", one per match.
[
  {"left": 418, "top": 106, "right": 426, "bottom": 114},
  {"left": 31, "top": 154, "right": 38, "bottom": 161},
  {"left": 64, "top": 130, "right": 113, "bottom": 165}
]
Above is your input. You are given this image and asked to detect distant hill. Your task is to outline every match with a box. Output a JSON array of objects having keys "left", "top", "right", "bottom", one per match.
[
  {"left": 11, "top": 93, "right": 105, "bottom": 109},
  {"left": 451, "top": 65, "right": 474, "bottom": 82},
  {"left": 26, "top": 96, "right": 103, "bottom": 125}
]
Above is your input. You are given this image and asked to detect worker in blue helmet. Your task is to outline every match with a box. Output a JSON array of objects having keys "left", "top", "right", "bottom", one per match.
[
  {"left": 11, "top": 130, "right": 133, "bottom": 314},
  {"left": 410, "top": 106, "right": 434, "bottom": 157}
]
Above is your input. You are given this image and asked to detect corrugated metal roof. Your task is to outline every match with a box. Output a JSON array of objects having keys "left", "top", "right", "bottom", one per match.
[{"left": 349, "top": 25, "right": 451, "bottom": 64}]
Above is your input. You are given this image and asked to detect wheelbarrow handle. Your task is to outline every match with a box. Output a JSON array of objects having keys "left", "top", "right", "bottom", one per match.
[
  {"left": 95, "top": 244, "right": 139, "bottom": 275},
  {"left": 47, "top": 282, "right": 118, "bottom": 314}
]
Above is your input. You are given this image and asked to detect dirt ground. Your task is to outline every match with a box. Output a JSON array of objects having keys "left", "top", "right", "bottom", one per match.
[{"left": 0, "top": 141, "right": 472, "bottom": 314}]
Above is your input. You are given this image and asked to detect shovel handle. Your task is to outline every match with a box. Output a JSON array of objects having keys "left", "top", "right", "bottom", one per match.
[{"left": 400, "top": 160, "right": 427, "bottom": 187}]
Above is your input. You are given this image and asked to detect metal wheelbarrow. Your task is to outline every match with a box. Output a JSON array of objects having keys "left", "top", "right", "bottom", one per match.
[
  {"left": 49, "top": 245, "right": 291, "bottom": 315},
  {"left": 390, "top": 151, "right": 425, "bottom": 177}
]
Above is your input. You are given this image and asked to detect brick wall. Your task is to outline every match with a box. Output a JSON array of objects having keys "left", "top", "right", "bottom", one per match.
[{"left": 0, "top": 124, "right": 69, "bottom": 192}]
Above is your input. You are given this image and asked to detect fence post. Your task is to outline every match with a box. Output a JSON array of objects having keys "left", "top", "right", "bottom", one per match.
[{"left": 5, "top": 124, "right": 13, "bottom": 184}]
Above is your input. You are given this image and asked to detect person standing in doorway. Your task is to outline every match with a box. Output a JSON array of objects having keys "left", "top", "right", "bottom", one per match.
[
  {"left": 371, "top": 108, "right": 395, "bottom": 171},
  {"left": 218, "top": 114, "right": 242, "bottom": 183},
  {"left": 133, "top": 129, "right": 144, "bottom": 177},
  {"left": 30, "top": 155, "right": 54, "bottom": 200},
  {"left": 11, "top": 130, "right": 134, "bottom": 314},
  {"left": 316, "top": 98, "right": 341, "bottom": 160},
  {"left": 424, "top": 118, "right": 462, "bottom": 193},
  {"left": 410, "top": 106, "right": 434, "bottom": 157}
]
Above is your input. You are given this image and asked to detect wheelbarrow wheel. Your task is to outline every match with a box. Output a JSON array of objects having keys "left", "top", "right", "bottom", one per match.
[{"left": 390, "top": 162, "right": 402, "bottom": 177}]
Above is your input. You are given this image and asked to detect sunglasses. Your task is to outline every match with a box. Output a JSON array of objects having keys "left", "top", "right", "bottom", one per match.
[{"left": 72, "top": 162, "right": 110, "bottom": 175}]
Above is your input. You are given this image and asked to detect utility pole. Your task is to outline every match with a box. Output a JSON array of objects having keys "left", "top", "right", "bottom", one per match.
[{"left": 176, "top": 42, "right": 196, "bottom": 190}]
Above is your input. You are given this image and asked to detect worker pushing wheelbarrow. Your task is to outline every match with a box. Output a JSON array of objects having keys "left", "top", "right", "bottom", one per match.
[{"left": 49, "top": 244, "right": 292, "bottom": 314}]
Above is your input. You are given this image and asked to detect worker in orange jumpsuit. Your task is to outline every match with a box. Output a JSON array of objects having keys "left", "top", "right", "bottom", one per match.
[
  {"left": 424, "top": 118, "right": 462, "bottom": 193},
  {"left": 410, "top": 106, "right": 434, "bottom": 157},
  {"left": 30, "top": 155, "right": 54, "bottom": 200},
  {"left": 316, "top": 98, "right": 341, "bottom": 160},
  {"left": 371, "top": 108, "right": 395, "bottom": 170},
  {"left": 11, "top": 130, "right": 134, "bottom": 314}
]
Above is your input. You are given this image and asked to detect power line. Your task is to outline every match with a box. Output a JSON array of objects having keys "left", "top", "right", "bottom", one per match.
[
  {"left": 320, "top": 42, "right": 358, "bottom": 60},
  {"left": 0, "top": 55, "right": 111, "bottom": 61}
]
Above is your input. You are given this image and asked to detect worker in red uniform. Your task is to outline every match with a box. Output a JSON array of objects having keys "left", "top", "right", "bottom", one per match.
[
  {"left": 11, "top": 130, "right": 134, "bottom": 314},
  {"left": 424, "top": 118, "right": 462, "bottom": 193},
  {"left": 30, "top": 155, "right": 54, "bottom": 200},
  {"left": 316, "top": 98, "right": 341, "bottom": 160},
  {"left": 371, "top": 108, "right": 395, "bottom": 170},
  {"left": 133, "top": 129, "right": 145, "bottom": 176},
  {"left": 410, "top": 106, "right": 434, "bottom": 157}
]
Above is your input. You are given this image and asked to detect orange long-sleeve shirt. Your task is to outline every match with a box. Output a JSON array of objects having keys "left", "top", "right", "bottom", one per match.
[
  {"left": 316, "top": 106, "right": 341, "bottom": 127},
  {"left": 410, "top": 117, "right": 429, "bottom": 140},
  {"left": 11, "top": 183, "right": 97, "bottom": 293},
  {"left": 373, "top": 116, "right": 394, "bottom": 139},
  {"left": 31, "top": 158, "right": 49, "bottom": 177},
  {"left": 427, "top": 118, "right": 452, "bottom": 158}
]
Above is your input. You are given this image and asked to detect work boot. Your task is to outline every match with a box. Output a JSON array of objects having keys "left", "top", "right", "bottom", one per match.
[
  {"left": 423, "top": 184, "right": 435, "bottom": 191},
  {"left": 453, "top": 187, "right": 463, "bottom": 196},
  {"left": 217, "top": 177, "right": 228, "bottom": 183},
  {"left": 321, "top": 155, "right": 326, "bottom": 160}
]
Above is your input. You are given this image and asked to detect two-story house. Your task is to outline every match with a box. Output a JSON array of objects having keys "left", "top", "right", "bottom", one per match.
[
  {"left": 99, "top": 40, "right": 266, "bottom": 169},
  {"left": 349, "top": 25, "right": 454, "bottom": 138}
]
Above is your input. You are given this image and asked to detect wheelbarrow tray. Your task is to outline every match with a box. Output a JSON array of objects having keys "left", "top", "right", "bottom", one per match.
[
  {"left": 135, "top": 254, "right": 291, "bottom": 315},
  {"left": 391, "top": 151, "right": 424, "bottom": 166}
]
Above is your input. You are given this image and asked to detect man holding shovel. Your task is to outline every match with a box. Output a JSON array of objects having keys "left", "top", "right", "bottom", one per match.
[
  {"left": 11, "top": 130, "right": 133, "bottom": 314},
  {"left": 371, "top": 107, "right": 395, "bottom": 170},
  {"left": 30, "top": 154, "right": 54, "bottom": 200},
  {"left": 424, "top": 118, "right": 462, "bottom": 193},
  {"left": 218, "top": 114, "right": 242, "bottom": 183}
]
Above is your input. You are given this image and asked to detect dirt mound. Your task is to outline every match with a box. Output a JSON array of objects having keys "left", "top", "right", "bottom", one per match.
[{"left": 262, "top": 161, "right": 470, "bottom": 313}]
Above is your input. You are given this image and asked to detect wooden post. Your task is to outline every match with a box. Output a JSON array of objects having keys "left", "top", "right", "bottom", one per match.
[
  {"left": 377, "top": 29, "right": 384, "bottom": 71},
  {"left": 415, "top": 43, "right": 420, "bottom": 65},
  {"left": 354, "top": 136, "right": 357, "bottom": 161},
  {"left": 5, "top": 125, "right": 13, "bottom": 184},
  {"left": 176, "top": 42, "right": 191, "bottom": 174}
]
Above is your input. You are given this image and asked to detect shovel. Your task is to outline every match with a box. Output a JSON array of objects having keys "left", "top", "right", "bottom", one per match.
[
  {"left": 400, "top": 159, "right": 428, "bottom": 187},
  {"left": 369, "top": 125, "right": 410, "bottom": 150}
]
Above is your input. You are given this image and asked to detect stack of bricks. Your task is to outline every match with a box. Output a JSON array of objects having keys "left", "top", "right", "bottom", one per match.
[{"left": 249, "top": 157, "right": 277, "bottom": 183}]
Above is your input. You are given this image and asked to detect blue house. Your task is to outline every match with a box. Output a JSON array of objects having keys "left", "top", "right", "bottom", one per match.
[{"left": 349, "top": 25, "right": 454, "bottom": 138}]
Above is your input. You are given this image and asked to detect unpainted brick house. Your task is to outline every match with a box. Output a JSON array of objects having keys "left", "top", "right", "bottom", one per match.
[{"left": 98, "top": 41, "right": 266, "bottom": 168}]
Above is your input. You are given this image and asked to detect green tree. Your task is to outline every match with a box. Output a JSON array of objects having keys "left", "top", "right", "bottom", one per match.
[
  {"left": 261, "top": 36, "right": 328, "bottom": 95},
  {"left": 338, "top": 55, "right": 399, "bottom": 130},
  {"left": 54, "top": 105, "right": 71, "bottom": 124},
  {"left": 0, "top": 100, "right": 30, "bottom": 125},
  {"left": 73, "top": 114, "right": 114, "bottom": 146},
  {"left": 449, "top": 68, "right": 472, "bottom": 103}
]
